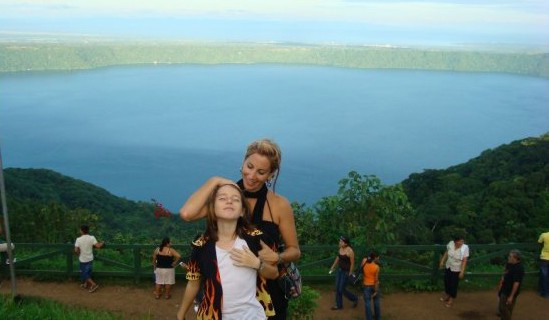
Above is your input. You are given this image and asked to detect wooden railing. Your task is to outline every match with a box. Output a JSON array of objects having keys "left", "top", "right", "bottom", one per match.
[{"left": 1, "top": 242, "right": 539, "bottom": 284}]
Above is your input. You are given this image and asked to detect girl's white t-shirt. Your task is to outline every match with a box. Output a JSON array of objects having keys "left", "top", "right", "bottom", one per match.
[{"left": 216, "top": 237, "right": 266, "bottom": 320}]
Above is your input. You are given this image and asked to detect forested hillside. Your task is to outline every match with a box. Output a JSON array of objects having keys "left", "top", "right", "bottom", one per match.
[
  {"left": 292, "top": 133, "right": 549, "bottom": 247},
  {"left": 402, "top": 133, "right": 549, "bottom": 244},
  {"left": 1, "top": 41, "right": 548, "bottom": 77},
  {"left": 3, "top": 168, "right": 202, "bottom": 244},
  {"left": 2, "top": 133, "right": 548, "bottom": 246}
]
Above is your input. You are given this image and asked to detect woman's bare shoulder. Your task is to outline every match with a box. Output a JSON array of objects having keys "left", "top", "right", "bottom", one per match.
[{"left": 267, "top": 191, "right": 292, "bottom": 211}]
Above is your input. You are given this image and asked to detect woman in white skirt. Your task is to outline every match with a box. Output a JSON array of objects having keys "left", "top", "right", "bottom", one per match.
[{"left": 153, "top": 237, "right": 181, "bottom": 299}]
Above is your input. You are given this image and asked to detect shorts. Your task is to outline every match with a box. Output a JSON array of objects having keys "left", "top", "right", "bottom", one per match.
[{"left": 79, "top": 261, "right": 93, "bottom": 282}]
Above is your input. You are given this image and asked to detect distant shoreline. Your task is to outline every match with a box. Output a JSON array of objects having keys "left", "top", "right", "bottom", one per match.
[{"left": 1, "top": 37, "right": 548, "bottom": 78}]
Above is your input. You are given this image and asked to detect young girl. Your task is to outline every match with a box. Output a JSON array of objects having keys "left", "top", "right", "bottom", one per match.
[
  {"left": 176, "top": 184, "right": 278, "bottom": 320},
  {"left": 180, "top": 139, "right": 301, "bottom": 320}
]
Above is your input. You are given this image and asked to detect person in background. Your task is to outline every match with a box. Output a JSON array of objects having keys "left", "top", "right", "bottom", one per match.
[
  {"left": 74, "top": 224, "right": 104, "bottom": 293},
  {"left": 152, "top": 237, "right": 181, "bottom": 299},
  {"left": 328, "top": 236, "right": 359, "bottom": 310},
  {"left": 361, "top": 251, "right": 381, "bottom": 320},
  {"left": 176, "top": 183, "right": 278, "bottom": 320},
  {"left": 498, "top": 249, "right": 525, "bottom": 320},
  {"left": 179, "top": 138, "right": 301, "bottom": 320},
  {"left": 538, "top": 230, "right": 549, "bottom": 298},
  {"left": 439, "top": 234, "right": 469, "bottom": 307}
]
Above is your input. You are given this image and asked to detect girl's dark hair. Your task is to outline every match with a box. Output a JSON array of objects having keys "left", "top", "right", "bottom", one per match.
[
  {"left": 367, "top": 251, "right": 379, "bottom": 263},
  {"left": 205, "top": 184, "right": 253, "bottom": 242},
  {"left": 159, "top": 237, "right": 170, "bottom": 251}
]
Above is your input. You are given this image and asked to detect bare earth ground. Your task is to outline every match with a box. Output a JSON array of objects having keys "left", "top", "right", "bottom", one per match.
[{"left": 1, "top": 277, "right": 548, "bottom": 320}]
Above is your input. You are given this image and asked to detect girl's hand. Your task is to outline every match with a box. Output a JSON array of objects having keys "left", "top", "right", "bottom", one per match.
[{"left": 230, "top": 246, "right": 261, "bottom": 269}]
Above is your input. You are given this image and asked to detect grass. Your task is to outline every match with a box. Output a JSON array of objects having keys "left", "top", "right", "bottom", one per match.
[{"left": 0, "top": 295, "right": 127, "bottom": 320}]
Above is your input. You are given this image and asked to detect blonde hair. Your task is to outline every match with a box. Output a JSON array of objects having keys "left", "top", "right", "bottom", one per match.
[{"left": 244, "top": 138, "right": 282, "bottom": 191}]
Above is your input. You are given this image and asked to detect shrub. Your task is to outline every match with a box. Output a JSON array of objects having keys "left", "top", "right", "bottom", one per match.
[{"left": 287, "top": 285, "right": 321, "bottom": 320}]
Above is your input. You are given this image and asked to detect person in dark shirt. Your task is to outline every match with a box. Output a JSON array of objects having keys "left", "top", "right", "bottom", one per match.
[
  {"left": 498, "top": 249, "right": 525, "bottom": 320},
  {"left": 328, "top": 236, "right": 359, "bottom": 310}
]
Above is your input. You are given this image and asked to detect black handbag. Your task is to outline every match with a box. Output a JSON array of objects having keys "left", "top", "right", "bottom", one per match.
[{"left": 348, "top": 272, "right": 361, "bottom": 285}]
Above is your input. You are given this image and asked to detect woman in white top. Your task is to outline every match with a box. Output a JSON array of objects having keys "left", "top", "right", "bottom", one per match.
[{"left": 439, "top": 235, "right": 469, "bottom": 307}]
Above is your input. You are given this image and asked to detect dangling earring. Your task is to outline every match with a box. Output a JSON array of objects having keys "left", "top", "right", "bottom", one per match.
[
  {"left": 239, "top": 167, "right": 243, "bottom": 173},
  {"left": 266, "top": 179, "right": 272, "bottom": 188}
]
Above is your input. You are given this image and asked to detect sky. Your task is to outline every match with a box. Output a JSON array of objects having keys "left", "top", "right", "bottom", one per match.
[{"left": 0, "top": 0, "right": 548, "bottom": 46}]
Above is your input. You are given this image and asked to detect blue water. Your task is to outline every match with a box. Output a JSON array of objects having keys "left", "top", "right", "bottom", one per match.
[{"left": 1, "top": 65, "right": 548, "bottom": 210}]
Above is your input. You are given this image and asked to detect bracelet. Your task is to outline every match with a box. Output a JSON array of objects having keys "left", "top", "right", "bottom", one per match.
[
  {"left": 256, "top": 260, "right": 265, "bottom": 271},
  {"left": 277, "top": 253, "right": 283, "bottom": 265}
]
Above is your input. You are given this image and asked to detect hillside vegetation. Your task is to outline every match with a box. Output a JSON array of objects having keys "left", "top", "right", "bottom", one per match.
[
  {"left": 289, "top": 133, "right": 549, "bottom": 246},
  {"left": 1, "top": 41, "right": 548, "bottom": 77},
  {"left": 402, "top": 132, "right": 549, "bottom": 244},
  {"left": 3, "top": 168, "right": 203, "bottom": 244},
  {"left": 3, "top": 133, "right": 547, "bottom": 246}
]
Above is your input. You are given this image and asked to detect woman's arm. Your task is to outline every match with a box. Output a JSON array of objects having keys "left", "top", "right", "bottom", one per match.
[
  {"left": 373, "top": 265, "right": 380, "bottom": 296},
  {"left": 272, "top": 194, "right": 301, "bottom": 264},
  {"left": 179, "top": 176, "right": 234, "bottom": 221},
  {"left": 459, "top": 257, "right": 468, "bottom": 279},
  {"left": 176, "top": 280, "right": 200, "bottom": 320},
  {"left": 439, "top": 251, "right": 448, "bottom": 269},
  {"left": 171, "top": 248, "right": 182, "bottom": 267},
  {"left": 152, "top": 248, "right": 158, "bottom": 270},
  {"left": 349, "top": 249, "right": 355, "bottom": 276},
  {"left": 329, "top": 256, "right": 340, "bottom": 273}
]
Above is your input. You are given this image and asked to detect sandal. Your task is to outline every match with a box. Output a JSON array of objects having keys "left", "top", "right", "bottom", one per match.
[{"left": 165, "top": 294, "right": 171, "bottom": 300}]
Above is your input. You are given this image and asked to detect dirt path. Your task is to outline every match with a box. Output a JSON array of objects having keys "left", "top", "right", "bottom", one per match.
[{"left": 1, "top": 277, "right": 548, "bottom": 319}]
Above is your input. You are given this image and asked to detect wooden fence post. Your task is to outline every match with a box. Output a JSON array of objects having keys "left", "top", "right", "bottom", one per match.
[
  {"left": 133, "top": 246, "right": 141, "bottom": 284},
  {"left": 66, "top": 244, "right": 73, "bottom": 279}
]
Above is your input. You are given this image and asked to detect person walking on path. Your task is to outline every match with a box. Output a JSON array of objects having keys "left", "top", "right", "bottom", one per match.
[
  {"left": 360, "top": 252, "right": 381, "bottom": 320},
  {"left": 152, "top": 237, "right": 181, "bottom": 299},
  {"left": 329, "top": 236, "right": 359, "bottom": 310},
  {"left": 538, "top": 230, "right": 549, "bottom": 298},
  {"left": 439, "top": 234, "right": 469, "bottom": 307},
  {"left": 498, "top": 249, "right": 525, "bottom": 320},
  {"left": 74, "top": 224, "right": 104, "bottom": 293}
]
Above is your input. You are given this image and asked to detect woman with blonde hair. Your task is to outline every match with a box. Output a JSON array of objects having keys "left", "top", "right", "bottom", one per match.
[{"left": 179, "top": 139, "right": 300, "bottom": 320}]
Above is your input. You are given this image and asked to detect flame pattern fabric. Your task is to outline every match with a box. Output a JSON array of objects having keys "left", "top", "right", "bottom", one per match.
[{"left": 186, "top": 229, "right": 275, "bottom": 319}]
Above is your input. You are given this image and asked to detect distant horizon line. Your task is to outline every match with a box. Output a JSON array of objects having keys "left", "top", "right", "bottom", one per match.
[{"left": 1, "top": 30, "right": 548, "bottom": 52}]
